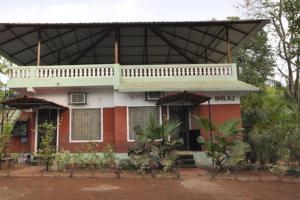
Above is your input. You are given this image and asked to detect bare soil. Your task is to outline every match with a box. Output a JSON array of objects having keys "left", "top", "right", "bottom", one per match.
[{"left": 0, "top": 176, "right": 299, "bottom": 200}]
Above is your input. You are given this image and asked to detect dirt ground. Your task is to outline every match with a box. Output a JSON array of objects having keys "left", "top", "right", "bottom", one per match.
[{"left": 0, "top": 176, "right": 299, "bottom": 200}]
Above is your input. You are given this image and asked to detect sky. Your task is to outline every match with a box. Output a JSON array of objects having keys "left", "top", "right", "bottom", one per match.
[{"left": 0, "top": 0, "right": 244, "bottom": 23}]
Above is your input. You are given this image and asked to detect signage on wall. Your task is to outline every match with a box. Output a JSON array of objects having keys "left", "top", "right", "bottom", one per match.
[{"left": 214, "top": 96, "right": 235, "bottom": 102}]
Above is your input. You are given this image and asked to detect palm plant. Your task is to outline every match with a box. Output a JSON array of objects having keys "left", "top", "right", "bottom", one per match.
[
  {"left": 195, "top": 116, "right": 250, "bottom": 170},
  {"left": 128, "top": 117, "right": 183, "bottom": 173}
]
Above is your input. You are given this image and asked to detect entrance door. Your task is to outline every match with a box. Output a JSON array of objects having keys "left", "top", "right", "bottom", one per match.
[
  {"left": 37, "top": 109, "right": 58, "bottom": 151},
  {"left": 169, "top": 106, "right": 190, "bottom": 150}
]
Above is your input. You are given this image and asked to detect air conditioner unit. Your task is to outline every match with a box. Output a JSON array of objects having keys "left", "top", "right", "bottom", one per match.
[
  {"left": 146, "top": 92, "right": 163, "bottom": 101},
  {"left": 68, "top": 92, "right": 87, "bottom": 105}
]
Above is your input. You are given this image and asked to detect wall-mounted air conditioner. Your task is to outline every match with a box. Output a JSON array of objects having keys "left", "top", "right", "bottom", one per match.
[
  {"left": 68, "top": 92, "right": 87, "bottom": 105},
  {"left": 146, "top": 92, "right": 163, "bottom": 101}
]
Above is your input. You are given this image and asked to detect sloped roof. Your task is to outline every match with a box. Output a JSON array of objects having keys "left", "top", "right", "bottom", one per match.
[
  {"left": 156, "top": 92, "right": 211, "bottom": 106},
  {"left": 2, "top": 96, "right": 67, "bottom": 110},
  {"left": 0, "top": 20, "right": 268, "bottom": 65}
]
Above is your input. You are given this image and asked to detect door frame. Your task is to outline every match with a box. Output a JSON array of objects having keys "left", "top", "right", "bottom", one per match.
[{"left": 34, "top": 108, "right": 59, "bottom": 152}]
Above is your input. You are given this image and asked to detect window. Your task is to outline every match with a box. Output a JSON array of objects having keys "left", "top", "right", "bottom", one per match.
[
  {"left": 71, "top": 109, "right": 101, "bottom": 141},
  {"left": 128, "top": 106, "right": 160, "bottom": 141}
]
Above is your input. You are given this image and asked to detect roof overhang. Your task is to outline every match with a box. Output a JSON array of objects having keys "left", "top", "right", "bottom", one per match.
[
  {"left": 118, "top": 80, "right": 259, "bottom": 93},
  {"left": 2, "top": 96, "right": 67, "bottom": 110},
  {"left": 156, "top": 92, "right": 211, "bottom": 106},
  {"left": 0, "top": 20, "right": 269, "bottom": 65}
]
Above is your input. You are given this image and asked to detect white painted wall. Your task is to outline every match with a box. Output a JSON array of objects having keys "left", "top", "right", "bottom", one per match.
[
  {"left": 29, "top": 87, "right": 242, "bottom": 108},
  {"left": 33, "top": 87, "right": 114, "bottom": 108}
]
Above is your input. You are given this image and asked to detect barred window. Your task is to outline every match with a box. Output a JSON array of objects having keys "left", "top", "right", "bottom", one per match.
[
  {"left": 128, "top": 106, "right": 160, "bottom": 141},
  {"left": 71, "top": 109, "right": 101, "bottom": 141}
]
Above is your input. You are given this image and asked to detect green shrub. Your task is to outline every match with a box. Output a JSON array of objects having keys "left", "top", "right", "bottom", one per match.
[
  {"left": 118, "top": 159, "right": 136, "bottom": 170},
  {"left": 38, "top": 122, "right": 56, "bottom": 171},
  {"left": 102, "top": 144, "right": 117, "bottom": 168},
  {"left": 195, "top": 117, "right": 250, "bottom": 171},
  {"left": 128, "top": 117, "right": 183, "bottom": 173},
  {"left": 0, "top": 123, "right": 13, "bottom": 160}
]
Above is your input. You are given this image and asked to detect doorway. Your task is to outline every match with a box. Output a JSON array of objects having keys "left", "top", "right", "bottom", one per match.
[
  {"left": 168, "top": 106, "right": 201, "bottom": 151},
  {"left": 169, "top": 106, "right": 190, "bottom": 150},
  {"left": 36, "top": 109, "right": 58, "bottom": 151}
]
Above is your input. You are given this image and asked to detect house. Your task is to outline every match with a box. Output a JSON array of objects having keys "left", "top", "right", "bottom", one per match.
[{"left": 0, "top": 20, "right": 267, "bottom": 159}]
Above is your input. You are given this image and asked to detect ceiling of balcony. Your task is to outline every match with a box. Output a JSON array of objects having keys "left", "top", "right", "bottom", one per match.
[{"left": 0, "top": 20, "right": 268, "bottom": 66}]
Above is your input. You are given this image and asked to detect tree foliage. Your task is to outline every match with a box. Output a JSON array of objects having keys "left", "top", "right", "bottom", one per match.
[
  {"left": 242, "top": 0, "right": 300, "bottom": 102},
  {"left": 234, "top": 30, "right": 275, "bottom": 87},
  {"left": 242, "top": 87, "right": 300, "bottom": 166}
]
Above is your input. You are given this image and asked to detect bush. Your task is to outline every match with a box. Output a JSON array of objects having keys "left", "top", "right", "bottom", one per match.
[
  {"left": 37, "top": 122, "right": 56, "bottom": 171},
  {"left": 195, "top": 117, "right": 250, "bottom": 171},
  {"left": 128, "top": 117, "right": 183, "bottom": 173},
  {"left": 102, "top": 144, "right": 117, "bottom": 168},
  {"left": 0, "top": 123, "right": 13, "bottom": 160},
  {"left": 118, "top": 159, "right": 136, "bottom": 170}
]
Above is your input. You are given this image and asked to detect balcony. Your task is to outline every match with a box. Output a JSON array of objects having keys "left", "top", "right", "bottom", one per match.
[{"left": 7, "top": 63, "right": 238, "bottom": 91}]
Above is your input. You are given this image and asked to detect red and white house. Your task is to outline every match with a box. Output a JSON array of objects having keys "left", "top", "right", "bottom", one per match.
[{"left": 0, "top": 20, "right": 267, "bottom": 156}]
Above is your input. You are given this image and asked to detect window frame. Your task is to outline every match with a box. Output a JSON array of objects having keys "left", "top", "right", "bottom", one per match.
[
  {"left": 69, "top": 107, "right": 103, "bottom": 143},
  {"left": 127, "top": 106, "right": 162, "bottom": 142}
]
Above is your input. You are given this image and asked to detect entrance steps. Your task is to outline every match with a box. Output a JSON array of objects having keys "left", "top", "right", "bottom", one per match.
[{"left": 176, "top": 152, "right": 197, "bottom": 168}]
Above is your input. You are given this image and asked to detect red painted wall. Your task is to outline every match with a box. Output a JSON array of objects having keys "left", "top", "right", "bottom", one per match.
[
  {"left": 9, "top": 104, "right": 241, "bottom": 153},
  {"left": 58, "top": 108, "right": 116, "bottom": 152},
  {"left": 9, "top": 112, "right": 35, "bottom": 153},
  {"left": 198, "top": 104, "right": 242, "bottom": 141}
]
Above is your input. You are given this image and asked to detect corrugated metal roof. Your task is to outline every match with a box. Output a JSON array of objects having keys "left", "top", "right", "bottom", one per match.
[{"left": 0, "top": 19, "right": 269, "bottom": 66}]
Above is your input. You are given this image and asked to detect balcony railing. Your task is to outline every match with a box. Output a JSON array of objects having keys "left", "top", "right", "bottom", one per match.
[
  {"left": 121, "top": 64, "right": 234, "bottom": 78},
  {"left": 9, "top": 64, "right": 114, "bottom": 79},
  {"left": 7, "top": 63, "right": 237, "bottom": 89}
]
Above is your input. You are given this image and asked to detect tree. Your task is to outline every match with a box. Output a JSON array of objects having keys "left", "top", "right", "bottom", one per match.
[
  {"left": 233, "top": 30, "right": 275, "bottom": 87},
  {"left": 241, "top": 0, "right": 300, "bottom": 102}
]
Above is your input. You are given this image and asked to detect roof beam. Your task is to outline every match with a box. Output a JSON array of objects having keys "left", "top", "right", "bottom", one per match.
[
  {"left": 192, "top": 26, "right": 208, "bottom": 62},
  {"left": 150, "top": 28, "right": 194, "bottom": 63},
  {"left": 42, "top": 30, "right": 59, "bottom": 61},
  {"left": 56, "top": 29, "right": 71, "bottom": 63},
  {"left": 228, "top": 25, "right": 248, "bottom": 35},
  {"left": 217, "top": 23, "right": 260, "bottom": 63},
  {"left": 25, "top": 28, "right": 111, "bottom": 65},
  {"left": 71, "top": 30, "right": 113, "bottom": 64},
  {"left": 154, "top": 27, "right": 227, "bottom": 56},
  {"left": 11, "top": 29, "right": 76, "bottom": 58},
  {"left": 143, "top": 27, "right": 148, "bottom": 64},
  {"left": 0, "top": 28, "right": 39, "bottom": 46},
  {"left": 189, "top": 26, "right": 238, "bottom": 45},
  {"left": 0, "top": 26, "right": 11, "bottom": 34},
  {"left": 8, "top": 29, "right": 49, "bottom": 65},
  {"left": 152, "top": 28, "right": 216, "bottom": 63},
  {"left": 197, "top": 27, "right": 225, "bottom": 62}
]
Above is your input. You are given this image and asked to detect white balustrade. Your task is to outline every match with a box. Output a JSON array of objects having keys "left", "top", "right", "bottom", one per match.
[
  {"left": 8, "top": 64, "right": 236, "bottom": 81},
  {"left": 121, "top": 64, "right": 234, "bottom": 78},
  {"left": 8, "top": 65, "right": 114, "bottom": 79}
]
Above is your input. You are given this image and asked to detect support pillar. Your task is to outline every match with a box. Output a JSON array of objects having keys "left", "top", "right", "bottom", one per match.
[
  {"left": 226, "top": 25, "right": 232, "bottom": 63},
  {"left": 37, "top": 30, "right": 42, "bottom": 66}
]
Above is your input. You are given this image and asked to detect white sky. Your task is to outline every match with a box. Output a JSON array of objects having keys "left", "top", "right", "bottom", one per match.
[{"left": 0, "top": 0, "right": 244, "bottom": 23}]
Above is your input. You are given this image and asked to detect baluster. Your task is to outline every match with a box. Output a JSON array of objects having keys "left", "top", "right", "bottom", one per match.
[{"left": 109, "top": 67, "right": 112, "bottom": 76}]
